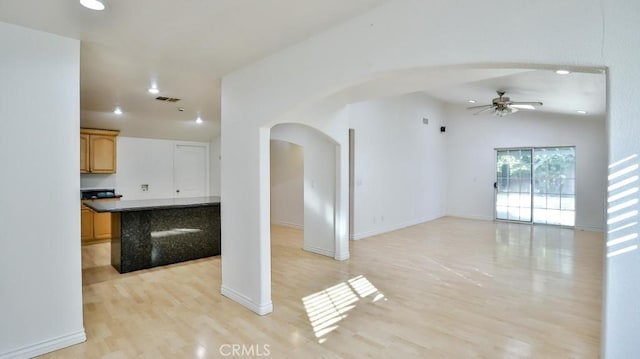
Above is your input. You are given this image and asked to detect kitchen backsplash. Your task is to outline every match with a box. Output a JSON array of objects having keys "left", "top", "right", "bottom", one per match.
[{"left": 81, "top": 173, "right": 116, "bottom": 189}]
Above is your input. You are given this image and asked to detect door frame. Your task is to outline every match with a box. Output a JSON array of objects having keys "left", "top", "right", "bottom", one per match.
[
  {"left": 173, "top": 142, "right": 210, "bottom": 198},
  {"left": 494, "top": 147, "right": 534, "bottom": 224},
  {"left": 494, "top": 145, "right": 576, "bottom": 227}
]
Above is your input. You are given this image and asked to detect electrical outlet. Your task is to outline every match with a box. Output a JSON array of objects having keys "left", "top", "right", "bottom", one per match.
[{"left": 140, "top": 184, "right": 149, "bottom": 192}]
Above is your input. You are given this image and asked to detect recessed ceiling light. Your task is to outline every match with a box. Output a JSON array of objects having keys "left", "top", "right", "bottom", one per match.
[
  {"left": 80, "top": 0, "right": 105, "bottom": 11},
  {"left": 468, "top": 100, "right": 476, "bottom": 104},
  {"left": 196, "top": 116, "right": 203, "bottom": 124},
  {"left": 113, "top": 106, "right": 122, "bottom": 115},
  {"left": 577, "top": 110, "right": 587, "bottom": 114},
  {"left": 148, "top": 86, "right": 159, "bottom": 94},
  {"left": 555, "top": 69, "right": 571, "bottom": 75}
]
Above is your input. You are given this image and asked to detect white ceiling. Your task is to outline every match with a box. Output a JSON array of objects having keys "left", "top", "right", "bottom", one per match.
[
  {"left": 0, "top": 1, "right": 606, "bottom": 141},
  {"left": 424, "top": 68, "right": 606, "bottom": 118}
]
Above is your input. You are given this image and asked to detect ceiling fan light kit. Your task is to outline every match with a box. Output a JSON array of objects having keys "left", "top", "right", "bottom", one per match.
[
  {"left": 467, "top": 91, "right": 543, "bottom": 117},
  {"left": 80, "top": 0, "right": 105, "bottom": 11}
]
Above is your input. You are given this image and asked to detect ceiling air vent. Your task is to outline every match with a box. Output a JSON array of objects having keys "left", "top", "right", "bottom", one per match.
[{"left": 155, "top": 96, "right": 181, "bottom": 102}]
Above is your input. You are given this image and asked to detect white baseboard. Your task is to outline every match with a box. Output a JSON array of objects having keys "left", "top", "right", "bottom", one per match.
[
  {"left": 221, "top": 285, "right": 273, "bottom": 315},
  {"left": 352, "top": 214, "right": 444, "bottom": 240},
  {"left": 303, "top": 244, "right": 334, "bottom": 257},
  {"left": 576, "top": 224, "right": 605, "bottom": 232},
  {"left": 270, "top": 221, "right": 304, "bottom": 230},
  {"left": 0, "top": 329, "right": 86, "bottom": 359},
  {"left": 449, "top": 215, "right": 605, "bottom": 232},
  {"left": 446, "top": 213, "right": 495, "bottom": 222}
]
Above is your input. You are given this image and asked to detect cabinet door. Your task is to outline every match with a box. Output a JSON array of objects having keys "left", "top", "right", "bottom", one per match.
[
  {"left": 93, "top": 211, "right": 112, "bottom": 240},
  {"left": 81, "top": 206, "right": 94, "bottom": 242},
  {"left": 80, "top": 134, "right": 89, "bottom": 173},
  {"left": 90, "top": 135, "right": 117, "bottom": 173}
]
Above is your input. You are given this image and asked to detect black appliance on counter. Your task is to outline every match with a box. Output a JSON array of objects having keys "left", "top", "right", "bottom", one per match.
[{"left": 81, "top": 188, "right": 120, "bottom": 200}]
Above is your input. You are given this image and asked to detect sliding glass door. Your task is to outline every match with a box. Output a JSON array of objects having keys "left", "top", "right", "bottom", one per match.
[
  {"left": 495, "top": 147, "right": 575, "bottom": 226},
  {"left": 496, "top": 149, "right": 532, "bottom": 222}
]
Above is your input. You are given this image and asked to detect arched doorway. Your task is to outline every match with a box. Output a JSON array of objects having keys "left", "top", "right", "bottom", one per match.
[{"left": 270, "top": 123, "right": 342, "bottom": 258}]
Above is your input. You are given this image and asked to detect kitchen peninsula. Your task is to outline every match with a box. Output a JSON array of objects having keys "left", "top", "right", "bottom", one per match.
[{"left": 84, "top": 196, "right": 221, "bottom": 273}]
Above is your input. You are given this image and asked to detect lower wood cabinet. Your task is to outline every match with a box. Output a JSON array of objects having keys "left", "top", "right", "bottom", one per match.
[
  {"left": 93, "top": 211, "right": 113, "bottom": 240},
  {"left": 81, "top": 198, "right": 119, "bottom": 244},
  {"left": 81, "top": 206, "right": 94, "bottom": 241}
]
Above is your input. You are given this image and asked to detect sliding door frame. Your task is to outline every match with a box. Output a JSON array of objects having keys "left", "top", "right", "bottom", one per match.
[
  {"left": 494, "top": 147, "right": 534, "bottom": 224},
  {"left": 494, "top": 145, "right": 576, "bottom": 227}
]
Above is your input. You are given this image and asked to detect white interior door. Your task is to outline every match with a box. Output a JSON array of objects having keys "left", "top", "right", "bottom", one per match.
[{"left": 174, "top": 144, "right": 208, "bottom": 198}]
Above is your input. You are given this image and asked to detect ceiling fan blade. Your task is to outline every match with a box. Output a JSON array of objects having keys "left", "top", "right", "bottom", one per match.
[
  {"left": 473, "top": 106, "right": 496, "bottom": 115},
  {"left": 467, "top": 104, "right": 493, "bottom": 110},
  {"left": 510, "top": 101, "right": 543, "bottom": 106}
]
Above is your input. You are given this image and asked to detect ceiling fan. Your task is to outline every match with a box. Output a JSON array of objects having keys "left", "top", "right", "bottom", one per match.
[{"left": 468, "top": 91, "right": 543, "bottom": 116}]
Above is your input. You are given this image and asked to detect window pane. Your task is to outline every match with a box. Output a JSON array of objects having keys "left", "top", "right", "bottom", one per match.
[
  {"left": 533, "top": 194, "right": 546, "bottom": 208},
  {"left": 561, "top": 179, "right": 575, "bottom": 195},
  {"left": 497, "top": 206, "right": 508, "bottom": 219},
  {"left": 561, "top": 195, "right": 575, "bottom": 210},
  {"left": 531, "top": 147, "right": 575, "bottom": 226},
  {"left": 560, "top": 211, "right": 575, "bottom": 226},
  {"left": 547, "top": 195, "right": 561, "bottom": 210}
]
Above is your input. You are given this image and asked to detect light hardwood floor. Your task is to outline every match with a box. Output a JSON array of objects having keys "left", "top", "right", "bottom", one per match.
[{"left": 41, "top": 217, "right": 603, "bottom": 358}]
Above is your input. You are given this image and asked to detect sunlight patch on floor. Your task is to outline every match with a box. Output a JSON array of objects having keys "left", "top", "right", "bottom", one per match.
[{"left": 302, "top": 275, "right": 386, "bottom": 343}]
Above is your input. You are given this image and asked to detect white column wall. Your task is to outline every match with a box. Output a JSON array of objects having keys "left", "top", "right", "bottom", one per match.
[
  {"left": 0, "top": 22, "right": 85, "bottom": 358},
  {"left": 445, "top": 107, "right": 607, "bottom": 231},
  {"left": 602, "top": 0, "right": 640, "bottom": 357},
  {"left": 210, "top": 136, "right": 221, "bottom": 196}
]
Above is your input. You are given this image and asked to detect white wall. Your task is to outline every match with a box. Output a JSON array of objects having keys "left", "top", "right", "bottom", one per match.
[
  {"left": 116, "top": 137, "right": 210, "bottom": 200},
  {"left": 0, "top": 22, "right": 85, "bottom": 358},
  {"left": 271, "top": 124, "right": 336, "bottom": 257},
  {"left": 445, "top": 107, "right": 607, "bottom": 230},
  {"left": 210, "top": 136, "right": 221, "bottom": 196},
  {"left": 80, "top": 174, "right": 116, "bottom": 189},
  {"left": 270, "top": 140, "right": 304, "bottom": 229},
  {"left": 348, "top": 92, "right": 448, "bottom": 239},
  {"left": 602, "top": 0, "right": 640, "bottom": 357}
]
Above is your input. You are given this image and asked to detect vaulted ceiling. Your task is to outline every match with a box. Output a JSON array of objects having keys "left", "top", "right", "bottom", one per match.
[{"left": 0, "top": 0, "right": 605, "bottom": 141}]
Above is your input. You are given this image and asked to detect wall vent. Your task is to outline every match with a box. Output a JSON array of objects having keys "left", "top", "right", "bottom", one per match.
[{"left": 155, "top": 96, "right": 181, "bottom": 102}]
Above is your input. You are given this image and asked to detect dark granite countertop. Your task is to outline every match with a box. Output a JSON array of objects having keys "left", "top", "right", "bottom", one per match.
[
  {"left": 84, "top": 196, "right": 221, "bottom": 213},
  {"left": 82, "top": 194, "right": 123, "bottom": 200}
]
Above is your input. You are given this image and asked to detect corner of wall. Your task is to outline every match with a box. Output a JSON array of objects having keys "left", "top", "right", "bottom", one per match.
[{"left": 220, "top": 286, "right": 273, "bottom": 316}]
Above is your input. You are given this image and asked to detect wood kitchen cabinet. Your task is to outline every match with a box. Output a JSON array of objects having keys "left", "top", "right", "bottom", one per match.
[
  {"left": 80, "top": 205, "right": 94, "bottom": 241},
  {"left": 80, "top": 128, "right": 119, "bottom": 173},
  {"left": 93, "top": 211, "right": 112, "bottom": 240},
  {"left": 80, "top": 134, "right": 89, "bottom": 173},
  {"left": 81, "top": 198, "right": 120, "bottom": 244}
]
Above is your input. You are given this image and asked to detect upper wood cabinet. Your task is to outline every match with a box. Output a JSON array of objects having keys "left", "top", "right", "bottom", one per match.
[
  {"left": 81, "top": 128, "right": 119, "bottom": 173},
  {"left": 80, "top": 134, "right": 90, "bottom": 173}
]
